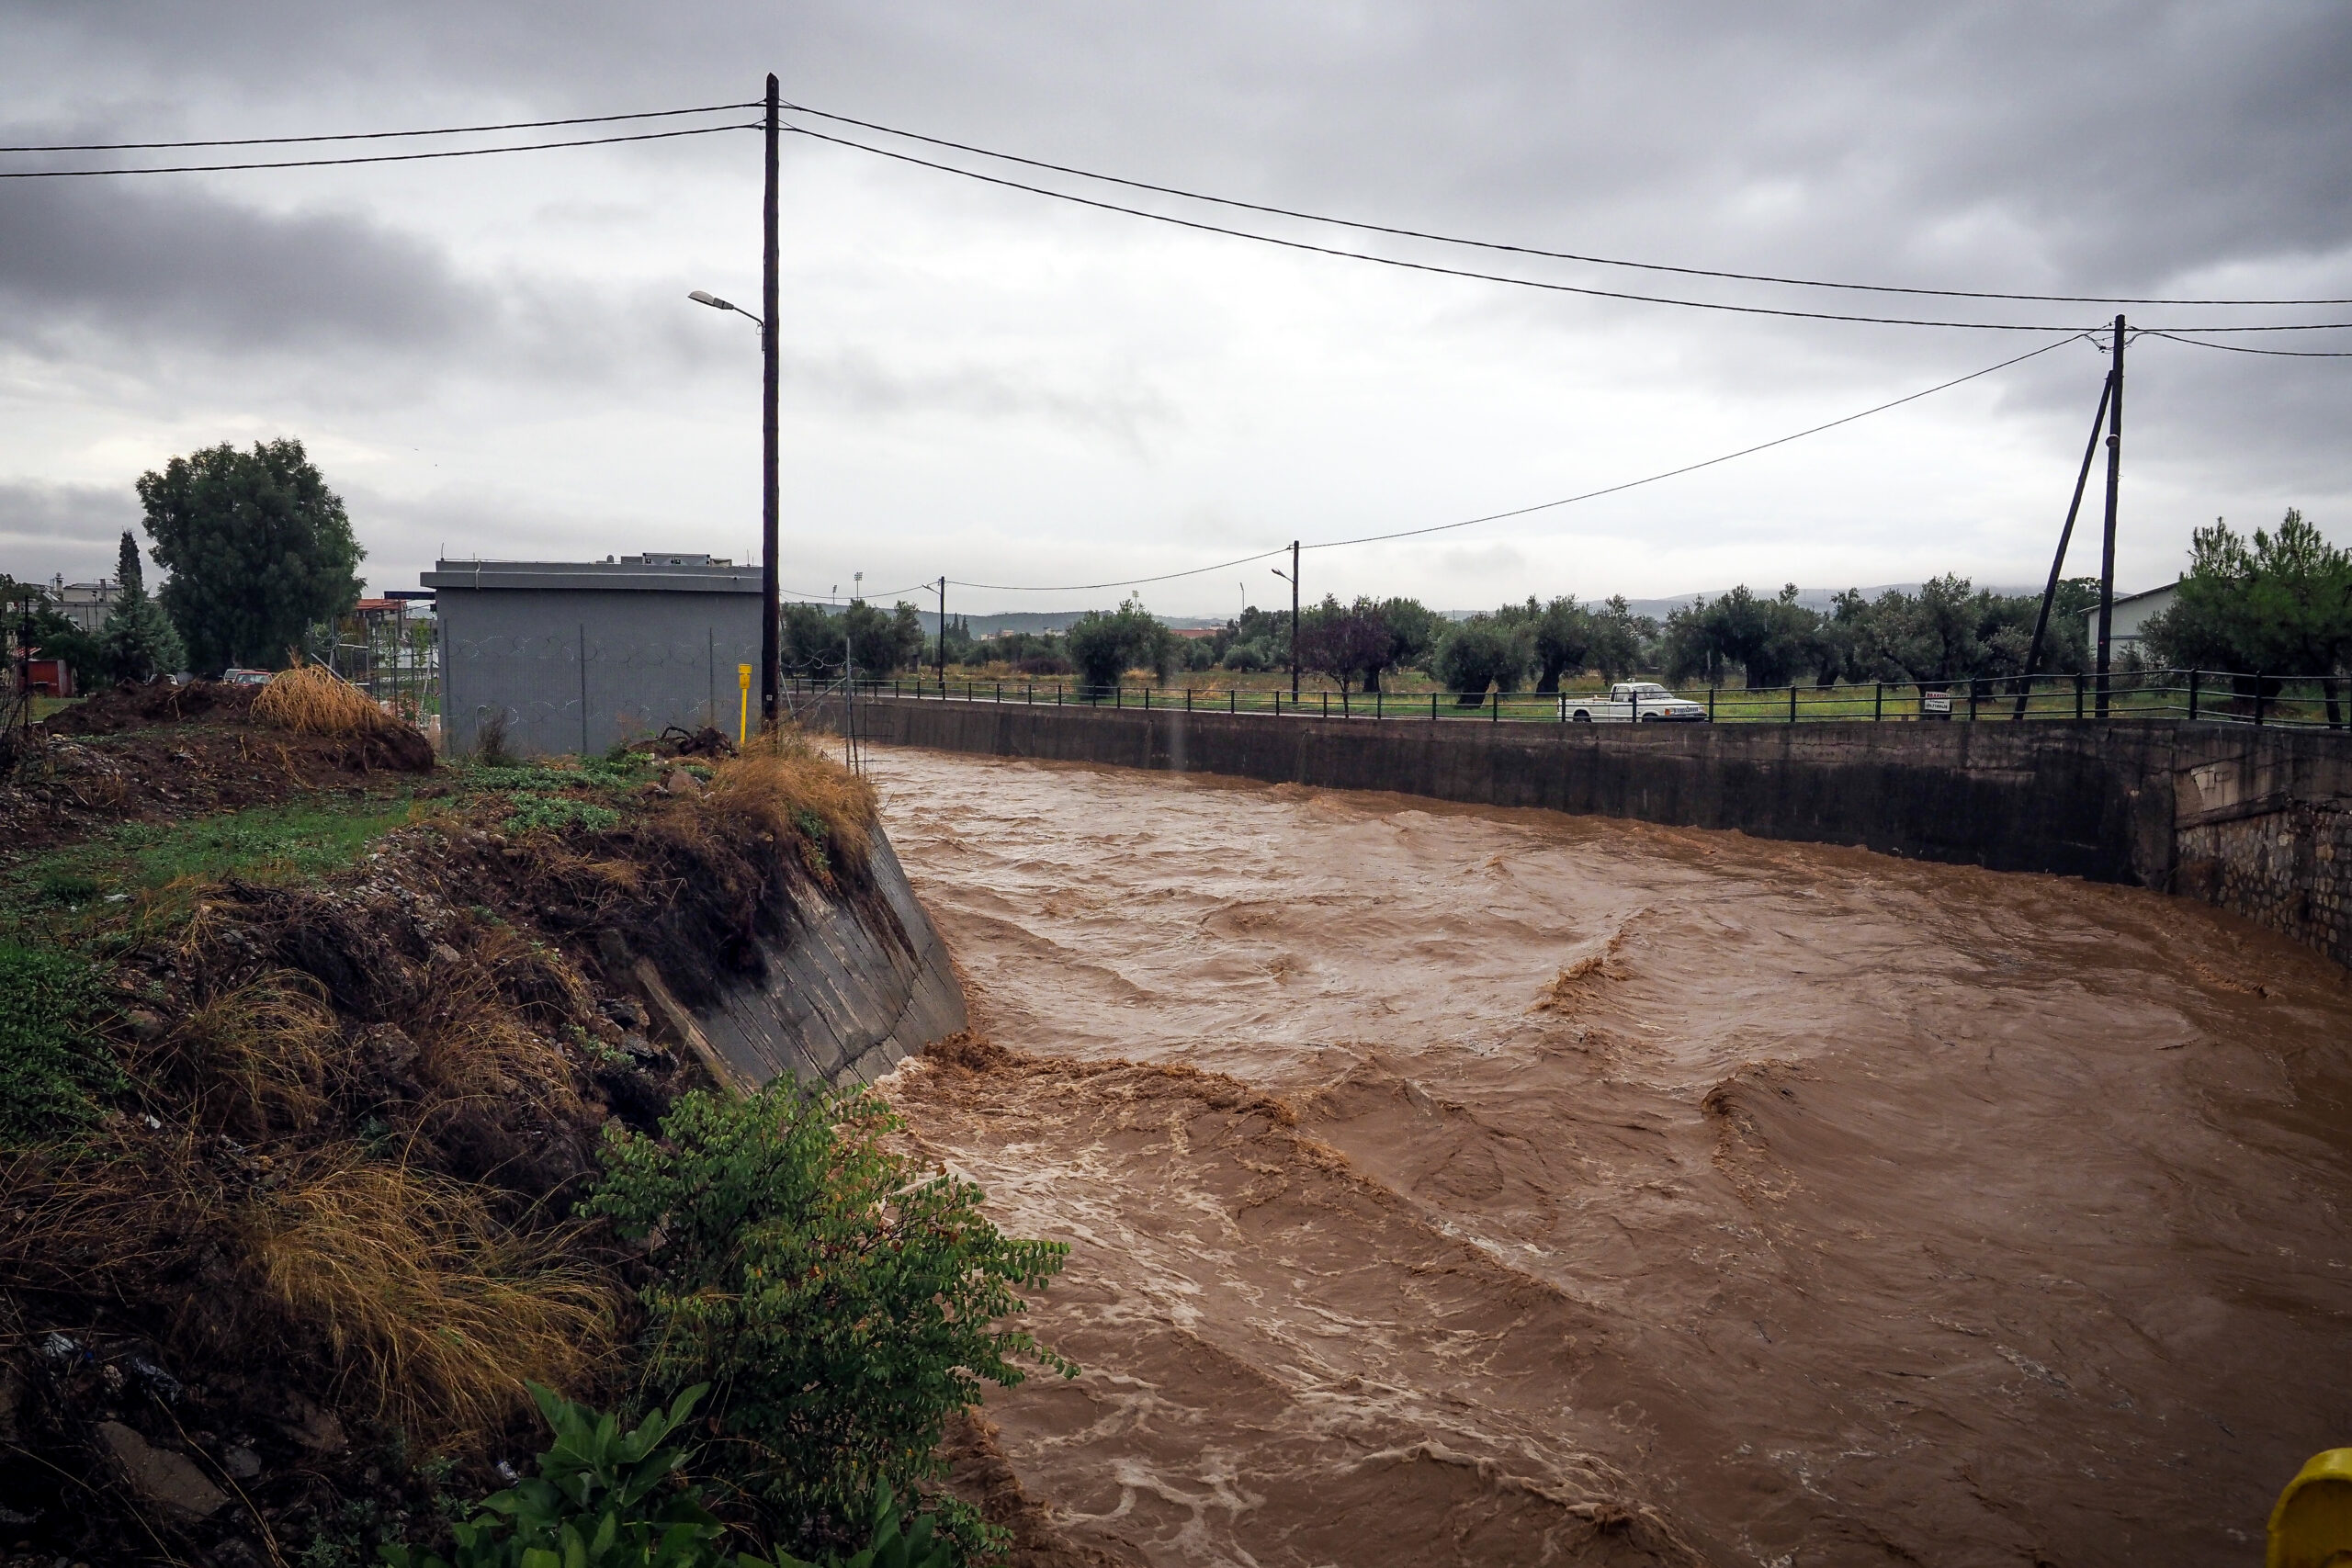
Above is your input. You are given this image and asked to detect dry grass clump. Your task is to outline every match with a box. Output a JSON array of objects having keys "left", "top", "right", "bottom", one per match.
[
  {"left": 253, "top": 662, "right": 396, "bottom": 738},
  {"left": 239, "top": 1150, "right": 616, "bottom": 1442},
  {"left": 706, "top": 736, "right": 878, "bottom": 869},
  {"left": 141, "top": 970, "right": 341, "bottom": 1136}
]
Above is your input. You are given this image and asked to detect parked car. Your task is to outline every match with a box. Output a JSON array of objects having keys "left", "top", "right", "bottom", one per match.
[
  {"left": 222, "top": 667, "right": 273, "bottom": 686},
  {"left": 1562, "top": 681, "right": 1710, "bottom": 722}
]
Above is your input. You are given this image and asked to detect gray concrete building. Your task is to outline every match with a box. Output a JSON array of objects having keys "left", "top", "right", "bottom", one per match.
[{"left": 422, "top": 554, "right": 760, "bottom": 757}]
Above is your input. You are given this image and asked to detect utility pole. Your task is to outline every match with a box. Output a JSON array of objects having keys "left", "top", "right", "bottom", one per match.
[
  {"left": 1289, "top": 538, "right": 1300, "bottom": 701},
  {"left": 759, "top": 73, "right": 782, "bottom": 732},
  {"left": 2094, "top": 313, "right": 2125, "bottom": 718},
  {"left": 935, "top": 576, "right": 947, "bottom": 690}
]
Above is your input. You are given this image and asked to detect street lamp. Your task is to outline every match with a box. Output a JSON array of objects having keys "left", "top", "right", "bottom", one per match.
[
  {"left": 688, "top": 280, "right": 777, "bottom": 734},
  {"left": 688, "top": 290, "right": 763, "bottom": 328},
  {"left": 1270, "top": 539, "right": 1300, "bottom": 700},
  {"left": 683, "top": 73, "right": 782, "bottom": 735}
]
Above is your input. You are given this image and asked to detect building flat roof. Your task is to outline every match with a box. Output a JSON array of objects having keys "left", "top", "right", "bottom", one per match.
[{"left": 421, "top": 558, "right": 760, "bottom": 594}]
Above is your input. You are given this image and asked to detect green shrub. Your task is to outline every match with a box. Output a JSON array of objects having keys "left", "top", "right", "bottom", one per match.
[
  {"left": 765, "top": 1484, "right": 951, "bottom": 1568},
  {"left": 381, "top": 1383, "right": 732, "bottom": 1568},
  {"left": 503, "top": 794, "right": 622, "bottom": 835},
  {"left": 0, "top": 942, "right": 120, "bottom": 1141},
  {"left": 590, "top": 1088, "right": 1073, "bottom": 1556}
]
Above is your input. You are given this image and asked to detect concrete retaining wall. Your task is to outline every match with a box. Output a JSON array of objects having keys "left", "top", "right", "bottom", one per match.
[
  {"left": 820, "top": 694, "right": 2352, "bottom": 971},
  {"left": 631, "top": 825, "right": 967, "bottom": 1091}
]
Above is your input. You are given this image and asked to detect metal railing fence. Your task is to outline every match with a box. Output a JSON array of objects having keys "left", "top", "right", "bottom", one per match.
[{"left": 787, "top": 668, "right": 2351, "bottom": 729}]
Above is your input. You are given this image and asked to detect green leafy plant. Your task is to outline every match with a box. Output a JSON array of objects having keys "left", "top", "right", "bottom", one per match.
[
  {"left": 762, "top": 1484, "right": 952, "bottom": 1568},
  {"left": 0, "top": 942, "right": 121, "bottom": 1142},
  {"left": 503, "top": 794, "right": 622, "bottom": 835},
  {"left": 589, "top": 1087, "right": 1073, "bottom": 1555},
  {"left": 381, "top": 1383, "right": 733, "bottom": 1568}
]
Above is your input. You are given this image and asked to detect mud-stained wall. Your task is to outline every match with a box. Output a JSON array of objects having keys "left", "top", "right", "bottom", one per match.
[
  {"left": 816, "top": 696, "right": 2352, "bottom": 970},
  {"left": 620, "top": 825, "right": 967, "bottom": 1091}
]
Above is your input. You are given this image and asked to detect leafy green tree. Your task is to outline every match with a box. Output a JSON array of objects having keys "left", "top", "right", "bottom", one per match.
[
  {"left": 1585, "top": 596, "right": 1653, "bottom": 682},
  {"left": 782, "top": 602, "right": 926, "bottom": 681},
  {"left": 92, "top": 530, "right": 186, "bottom": 682},
  {"left": 1374, "top": 597, "right": 1442, "bottom": 680},
  {"left": 1064, "top": 596, "right": 1174, "bottom": 694},
  {"left": 589, "top": 1087, "right": 1071, "bottom": 1558},
  {"left": 1296, "top": 595, "right": 1393, "bottom": 693},
  {"left": 138, "top": 438, "right": 363, "bottom": 674},
  {"left": 1661, "top": 584, "right": 1822, "bottom": 689},
  {"left": 1434, "top": 614, "right": 1531, "bottom": 704},
  {"left": 2143, "top": 509, "right": 2352, "bottom": 680},
  {"left": 1525, "top": 597, "right": 1593, "bottom": 693}
]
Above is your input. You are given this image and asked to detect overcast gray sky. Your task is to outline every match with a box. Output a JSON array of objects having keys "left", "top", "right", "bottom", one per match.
[{"left": 3, "top": 2, "right": 2346, "bottom": 616}]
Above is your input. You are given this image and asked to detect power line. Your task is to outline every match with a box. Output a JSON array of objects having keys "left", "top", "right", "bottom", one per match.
[
  {"left": 0, "top": 120, "right": 755, "bottom": 178},
  {"left": 2141, "top": 331, "right": 2352, "bottom": 358},
  {"left": 944, "top": 333, "right": 2083, "bottom": 595},
  {"left": 783, "top": 100, "right": 2352, "bottom": 310},
  {"left": 0, "top": 101, "right": 759, "bottom": 153},
  {"left": 1307, "top": 334, "right": 2087, "bottom": 551},
  {"left": 782, "top": 122, "right": 2352, "bottom": 337}
]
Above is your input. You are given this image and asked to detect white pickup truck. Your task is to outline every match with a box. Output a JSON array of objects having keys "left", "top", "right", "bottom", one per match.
[{"left": 1560, "top": 681, "right": 1710, "bottom": 723}]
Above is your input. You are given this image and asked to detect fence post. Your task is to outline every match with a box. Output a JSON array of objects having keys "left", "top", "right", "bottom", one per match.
[
  {"left": 1787, "top": 684, "right": 1796, "bottom": 724},
  {"left": 2256, "top": 675, "right": 2267, "bottom": 727},
  {"left": 2075, "top": 673, "right": 2086, "bottom": 720},
  {"left": 2188, "top": 669, "right": 2199, "bottom": 721},
  {"left": 1115, "top": 684, "right": 1122, "bottom": 709},
  {"left": 1057, "top": 684, "right": 1063, "bottom": 706},
  {"left": 1490, "top": 690, "right": 1498, "bottom": 724},
  {"left": 1967, "top": 679, "right": 1979, "bottom": 722},
  {"left": 1229, "top": 689, "right": 1236, "bottom": 715},
  {"left": 1322, "top": 691, "right": 1329, "bottom": 719},
  {"left": 1709, "top": 686, "right": 1717, "bottom": 722},
  {"left": 1431, "top": 692, "right": 1438, "bottom": 722},
  {"left": 1376, "top": 689, "right": 1383, "bottom": 720},
  {"left": 1873, "top": 682, "right": 1882, "bottom": 721}
]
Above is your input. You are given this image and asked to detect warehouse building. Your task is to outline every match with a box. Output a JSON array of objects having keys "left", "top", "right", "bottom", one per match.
[{"left": 422, "top": 554, "right": 761, "bottom": 757}]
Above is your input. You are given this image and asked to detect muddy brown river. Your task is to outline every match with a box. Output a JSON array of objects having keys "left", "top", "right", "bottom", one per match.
[{"left": 864, "top": 745, "right": 2352, "bottom": 1567}]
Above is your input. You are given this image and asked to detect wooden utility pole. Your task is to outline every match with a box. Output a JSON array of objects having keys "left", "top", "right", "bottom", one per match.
[
  {"left": 2015, "top": 369, "right": 2114, "bottom": 716},
  {"left": 2094, "top": 314, "right": 2124, "bottom": 718},
  {"left": 760, "top": 73, "right": 782, "bottom": 731},
  {"left": 1289, "top": 538, "right": 1300, "bottom": 701}
]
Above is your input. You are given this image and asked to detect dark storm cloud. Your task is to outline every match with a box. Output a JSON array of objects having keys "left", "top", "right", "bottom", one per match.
[
  {"left": 0, "top": 479, "right": 140, "bottom": 577},
  {"left": 0, "top": 178, "right": 485, "bottom": 355}
]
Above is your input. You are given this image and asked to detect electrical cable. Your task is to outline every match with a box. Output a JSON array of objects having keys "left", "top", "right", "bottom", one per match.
[
  {"left": 943, "top": 333, "right": 2084, "bottom": 594},
  {"left": 0, "top": 101, "right": 760, "bottom": 153},
  {"left": 2140, "top": 331, "right": 2352, "bottom": 358},
  {"left": 1305, "top": 334, "right": 2088, "bottom": 551},
  {"left": 0, "top": 120, "right": 755, "bottom": 178},
  {"left": 783, "top": 100, "right": 2352, "bottom": 310},
  {"left": 782, "top": 122, "right": 2352, "bottom": 337}
]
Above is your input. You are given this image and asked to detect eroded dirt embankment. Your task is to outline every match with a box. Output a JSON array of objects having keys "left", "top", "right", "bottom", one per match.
[{"left": 868, "top": 746, "right": 2352, "bottom": 1567}]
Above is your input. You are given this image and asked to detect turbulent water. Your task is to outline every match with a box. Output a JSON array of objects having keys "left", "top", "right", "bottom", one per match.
[{"left": 865, "top": 746, "right": 2352, "bottom": 1567}]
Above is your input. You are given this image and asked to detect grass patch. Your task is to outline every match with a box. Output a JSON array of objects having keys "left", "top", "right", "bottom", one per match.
[
  {"left": 0, "top": 942, "right": 121, "bottom": 1142},
  {"left": 501, "top": 793, "right": 621, "bottom": 835},
  {"left": 2, "top": 792, "right": 427, "bottom": 936}
]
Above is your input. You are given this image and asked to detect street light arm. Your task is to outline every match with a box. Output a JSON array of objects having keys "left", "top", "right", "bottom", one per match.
[{"left": 687, "top": 288, "right": 765, "bottom": 331}]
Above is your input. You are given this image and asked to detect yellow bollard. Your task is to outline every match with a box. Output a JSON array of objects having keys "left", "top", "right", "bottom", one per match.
[
  {"left": 2271, "top": 1450, "right": 2352, "bottom": 1567},
  {"left": 737, "top": 663, "right": 752, "bottom": 748}
]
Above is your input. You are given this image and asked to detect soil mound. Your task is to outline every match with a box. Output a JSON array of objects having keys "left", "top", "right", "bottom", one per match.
[{"left": 44, "top": 679, "right": 257, "bottom": 734}]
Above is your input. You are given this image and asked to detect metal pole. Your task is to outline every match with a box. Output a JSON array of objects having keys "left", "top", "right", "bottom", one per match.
[
  {"left": 2095, "top": 314, "right": 2125, "bottom": 718},
  {"left": 1289, "top": 539, "right": 1301, "bottom": 702},
  {"left": 935, "top": 576, "right": 946, "bottom": 693},
  {"left": 760, "top": 73, "right": 782, "bottom": 733}
]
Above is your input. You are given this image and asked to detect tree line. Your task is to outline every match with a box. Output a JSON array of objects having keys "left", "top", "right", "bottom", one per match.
[
  {"left": 6, "top": 439, "right": 364, "bottom": 684},
  {"left": 877, "top": 505, "right": 2348, "bottom": 702}
]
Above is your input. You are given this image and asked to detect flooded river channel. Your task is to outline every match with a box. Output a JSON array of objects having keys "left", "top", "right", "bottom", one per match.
[{"left": 865, "top": 745, "right": 2352, "bottom": 1567}]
